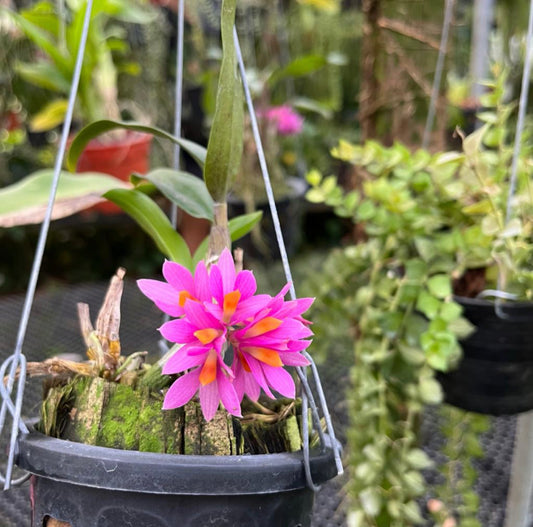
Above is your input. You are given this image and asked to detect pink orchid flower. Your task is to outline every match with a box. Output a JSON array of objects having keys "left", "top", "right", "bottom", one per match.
[
  {"left": 138, "top": 248, "right": 314, "bottom": 421},
  {"left": 264, "top": 105, "right": 304, "bottom": 136}
]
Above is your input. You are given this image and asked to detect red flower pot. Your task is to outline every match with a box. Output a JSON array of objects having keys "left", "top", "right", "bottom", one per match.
[{"left": 76, "top": 131, "right": 152, "bottom": 214}]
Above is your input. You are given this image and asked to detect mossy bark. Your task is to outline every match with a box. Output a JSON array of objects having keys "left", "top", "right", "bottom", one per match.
[{"left": 40, "top": 375, "right": 305, "bottom": 456}]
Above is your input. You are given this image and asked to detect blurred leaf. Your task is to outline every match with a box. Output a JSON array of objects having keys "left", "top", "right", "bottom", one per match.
[
  {"left": 268, "top": 54, "right": 327, "bottom": 88},
  {"left": 359, "top": 487, "right": 382, "bottom": 517},
  {"left": 15, "top": 62, "right": 70, "bottom": 93},
  {"left": 419, "top": 377, "right": 443, "bottom": 404},
  {"left": 29, "top": 99, "right": 69, "bottom": 132},
  {"left": 427, "top": 274, "right": 452, "bottom": 299},
  {"left": 0, "top": 170, "right": 127, "bottom": 227},
  {"left": 104, "top": 188, "right": 192, "bottom": 268}
]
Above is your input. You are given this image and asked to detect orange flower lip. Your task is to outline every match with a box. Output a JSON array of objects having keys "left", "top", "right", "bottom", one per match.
[
  {"left": 244, "top": 347, "right": 283, "bottom": 367},
  {"left": 179, "top": 290, "right": 196, "bottom": 307},
  {"left": 194, "top": 328, "right": 221, "bottom": 344},
  {"left": 199, "top": 349, "right": 217, "bottom": 385},
  {"left": 222, "top": 290, "right": 241, "bottom": 323},
  {"left": 244, "top": 317, "right": 282, "bottom": 338}
]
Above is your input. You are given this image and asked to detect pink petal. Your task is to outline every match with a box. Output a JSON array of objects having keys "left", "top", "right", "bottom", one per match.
[
  {"left": 163, "top": 348, "right": 206, "bottom": 374},
  {"left": 163, "top": 370, "right": 200, "bottom": 409},
  {"left": 209, "top": 265, "right": 224, "bottom": 306},
  {"left": 162, "top": 260, "right": 194, "bottom": 292},
  {"left": 217, "top": 372, "right": 242, "bottom": 417},
  {"left": 234, "top": 295, "right": 271, "bottom": 321},
  {"left": 194, "top": 261, "right": 211, "bottom": 302},
  {"left": 279, "top": 351, "right": 311, "bottom": 367},
  {"left": 287, "top": 340, "right": 312, "bottom": 352},
  {"left": 216, "top": 248, "right": 236, "bottom": 295},
  {"left": 246, "top": 355, "right": 274, "bottom": 399},
  {"left": 263, "top": 365, "right": 295, "bottom": 398},
  {"left": 234, "top": 270, "right": 257, "bottom": 300},
  {"left": 199, "top": 381, "right": 220, "bottom": 421},
  {"left": 184, "top": 300, "right": 221, "bottom": 330},
  {"left": 159, "top": 319, "right": 197, "bottom": 343},
  {"left": 137, "top": 280, "right": 183, "bottom": 317}
]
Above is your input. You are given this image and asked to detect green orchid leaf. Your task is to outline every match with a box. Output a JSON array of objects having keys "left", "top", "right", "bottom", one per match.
[
  {"left": 5, "top": 7, "right": 71, "bottom": 76},
  {"left": 15, "top": 62, "right": 70, "bottom": 94},
  {"left": 67, "top": 120, "right": 207, "bottom": 171},
  {"left": 29, "top": 99, "right": 69, "bottom": 132},
  {"left": 203, "top": 0, "right": 243, "bottom": 201},
  {"left": 104, "top": 188, "right": 192, "bottom": 269},
  {"left": 144, "top": 169, "right": 214, "bottom": 221},
  {"left": 267, "top": 54, "right": 327, "bottom": 89},
  {"left": 192, "top": 211, "right": 263, "bottom": 266},
  {"left": 0, "top": 170, "right": 127, "bottom": 227}
]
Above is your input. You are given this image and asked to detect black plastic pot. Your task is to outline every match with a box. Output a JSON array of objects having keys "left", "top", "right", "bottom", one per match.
[
  {"left": 228, "top": 176, "right": 308, "bottom": 260},
  {"left": 437, "top": 296, "right": 533, "bottom": 415},
  {"left": 16, "top": 425, "right": 338, "bottom": 527}
]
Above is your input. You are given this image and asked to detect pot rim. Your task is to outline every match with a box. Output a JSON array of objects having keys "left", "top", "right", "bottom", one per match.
[
  {"left": 16, "top": 422, "right": 339, "bottom": 495},
  {"left": 454, "top": 295, "right": 533, "bottom": 310}
]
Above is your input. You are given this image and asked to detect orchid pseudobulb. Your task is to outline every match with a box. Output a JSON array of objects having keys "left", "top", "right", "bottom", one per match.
[{"left": 138, "top": 249, "right": 313, "bottom": 421}]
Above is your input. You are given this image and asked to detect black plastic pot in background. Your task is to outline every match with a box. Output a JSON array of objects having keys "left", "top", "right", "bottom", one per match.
[
  {"left": 437, "top": 296, "right": 533, "bottom": 416},
  {"left": 16, "top": 425, "right": 338, "bottom": 527},
  {"left": 228, "top": 176, "right": 308, "bottom": 261}
]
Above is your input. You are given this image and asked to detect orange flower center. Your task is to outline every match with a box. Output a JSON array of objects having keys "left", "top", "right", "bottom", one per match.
[
  {"left": 244, "top": 347, "right": 283, "bottom": 367},
  {"left": 179, "top": 290, "right": 196, "bottom": 307},
  {"left": 194, "top": 328, "right": 222, "bottom": 344},
  {"left": 223, "top": 290, "right": 241, "bottom": 324},
  {"left": 244, "top": 317, "right": 282, "bottom": 339},
  {"left": 199, "top": 349, "right": 217, "bottom": 385}
]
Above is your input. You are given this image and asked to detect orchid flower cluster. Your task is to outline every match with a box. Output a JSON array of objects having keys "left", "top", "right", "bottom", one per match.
[{"left": 138, "top": 249, "right": 314, "bottom": 421}]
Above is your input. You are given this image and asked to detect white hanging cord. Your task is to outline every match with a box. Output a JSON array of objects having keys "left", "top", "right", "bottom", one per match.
[
  {"left": 491, "top": 0, "right": 533, "bottom": 321},
  {"left": 234, "top": 27, "right": 343, "bottom": 485},
  {"left": 0, "top": 0, "right": 95, "bottom": 490},
  {"left": 170, "top": 0, "right": 186, "bottom": 229},
  {"left": 422, "top": 0, "right": 455, "bottom": 149},
  {"left": 506, "top": 0, "right": 533, "bottom": 226}
]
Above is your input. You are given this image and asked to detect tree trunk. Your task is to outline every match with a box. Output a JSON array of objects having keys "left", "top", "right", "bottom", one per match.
[{"left": 359, "top": 0, "right": 382, "bottom": 141}]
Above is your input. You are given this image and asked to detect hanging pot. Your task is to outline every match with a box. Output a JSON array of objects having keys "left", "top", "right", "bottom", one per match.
[
  {"left": 75, "top": 131, "right": 152, "bottom": 214},
  {"left": 437, "top": 296, "right": 533, "bottom": 415},
  {"left": 227, "top": 176, "right": 307, "bottom": 260},
  {"left": 16, "top": 424, "right": 338, "bottom": 527}
]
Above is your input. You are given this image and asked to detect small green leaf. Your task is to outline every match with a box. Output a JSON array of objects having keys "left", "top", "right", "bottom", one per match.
[
  {"left": 359, "top": 487, "right": 382, "bottom": 517},
  {"left": 462, "top": 124, "right": 489, "bottom": 158},
  {"left": 104, "top": 188, "right": 192, "bottom": 268},
  {"left": 144, "top": 169, "right": 214, "bottom": 221},
  {"left": 439, "top": 301, "right": 462, "bottom": 322},
  {"left": 405, "top": 448, "right": 433, "bottom": 470},
  {"left": 416, "top": 290, "right": 441, "bottom": 319},
  {"left": 29, "top": 99, "right": 69, "bottom": 132},
  {"left": 67, "top": 120, "right": 207, "bottom": 172},
  {"left": 427, "top": 274, "right": 452, "bottom": 299},
  {"left": 419, "top": 377, "right": 443, "bottom": 404}
]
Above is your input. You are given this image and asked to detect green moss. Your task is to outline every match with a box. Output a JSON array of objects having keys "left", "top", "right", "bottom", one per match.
[{"left": 96, "top": 383, "right": 142, "bottom": 450}]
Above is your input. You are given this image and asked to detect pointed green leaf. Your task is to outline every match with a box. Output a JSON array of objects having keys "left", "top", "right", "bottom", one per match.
[
  {"left": 67, "top": 120, "right": 207, "bottom": 171},
  {"left": 0, "top": 170, "right": 127, "bottom": 227},
  {"left": 203, "top": 0, "right": 243, "bottom": 201},
  {"left": 104, "top": 188, "right": 192, "bottom": 268},
  {"left": 462, "top": 124, "right": 489, "bottom": 158},
  {"left": 144, "top": 169, "right": 214, "bottom": 221}
]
